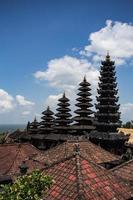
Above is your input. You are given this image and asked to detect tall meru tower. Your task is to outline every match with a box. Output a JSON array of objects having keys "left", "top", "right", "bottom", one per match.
[
  {"left": 89, "top": 53, "right": 129, "bottom": 154},
  {"left": 73, "top": 76, "right": 95, "bottom": 135}
]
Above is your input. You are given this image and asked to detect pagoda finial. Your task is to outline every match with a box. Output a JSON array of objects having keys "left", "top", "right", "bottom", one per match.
[
  {"left": 63, "top": 91, "right": 66, "bottom": 98},
  {"left": 106, "top": 50, "right": 110, "bottom": 61},
  {"left": 83, "top": 75, "right": 86, "bottom": 82},
  {"left": 34, "top": 116, "right": 37, "bottom": 122},
  {"left": 47, "top": 106, "right": 50, "bottom": 110}
]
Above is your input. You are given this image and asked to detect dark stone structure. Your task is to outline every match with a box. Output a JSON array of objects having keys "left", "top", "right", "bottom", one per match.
[
  {"left": 89, "top": 53, "right": 129, "bottom": 154},
  {"left": 73, "top": 76, "right": 95, "bottom": 135}
]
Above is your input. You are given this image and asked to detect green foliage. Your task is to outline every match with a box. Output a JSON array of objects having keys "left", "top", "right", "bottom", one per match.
[
  {"left": 0, "top": 133, "right": 6, "bottom": 144},
  {"left": 122, "top": 120, "right": 133, "bottom": 128},
  {"left": 0, "top": 170, "right": 53, "bottom": 200}
]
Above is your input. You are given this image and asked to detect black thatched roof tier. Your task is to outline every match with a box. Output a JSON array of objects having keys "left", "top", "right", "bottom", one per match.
[
  {"left": 95, "top": 104, "right": 120, "bottom": 110},
  {"left": 101, "top": 60, "right": 115, "bottom": 65},
  {"left": 55, "top": 119, "right": 72, "bottom": 124},
  {"left": 41, "top": 116, "right": 54, "bottom": 121},
  {"left": 101, "top": 65, "right": 115, "bottom": 71},
  {"left": 95, "top": 122, "right": 120, "bottom": 127},
  {"left": 72, "top": 125, "right": 95, "bottom": 130},
  {"left": 74, "top": 116, "right": 93, "bottom": 122},
  {"left": 89, "top": 131, "right": 129, "bottom": 141},
  {"left": 55, "top": 113, "right": 72, "bottom": 118},
  {"left": 76, "top": 96, "right": 92, "bottom": 102},
  {"left": 99, "top": 76, "right": 116, "bottom": 82},
  {"left": 97, "top": 89, "right": 118, "bottom": 95},
  {"left": 95, "top": 112, "right": 120, "bottom": 118},
  {"left": 78, "top": 87, "right": 91, "bottom": 92},
  {"left": 75, "top": 102, "right": 93, "bottom": 107},
  {"left": 56, "top": 107, "right": 71, "bottom": 112},
  {"left": 57, "top": 102, "right": 70, "bottom": 107},
  {"left": 100, "top": 71, "right": 116, "bottom": 76},
  {"left": 29, "top": 132, "right": 75, "bottom": 141},
  {"left": 40, "top": 121, "right": 54, "bottom": 126},
  {"left": 98, "top": 82, "right": 117, "bottom": 88},
  {"left": 75, "top": 109, "right": 93, "bottom": 115},
  {"left": 77, "top": 91, "right": 92, "bottom": 96},
  {"left": 96, "top": 96, "right": 119, "bottom": 102}
]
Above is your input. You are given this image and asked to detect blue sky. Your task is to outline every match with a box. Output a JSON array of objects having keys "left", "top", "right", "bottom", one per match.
[{"left": 0, "top": 0, "right": 133, "bottom": 124}]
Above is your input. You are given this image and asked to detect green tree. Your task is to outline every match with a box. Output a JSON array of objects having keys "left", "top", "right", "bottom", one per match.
[
  {"left": 0, "top": 170, "right": 53, "bottom": 200},
  {"left": 122, "top": 121, "right": 133, "bottom": 128},
  {"left": 0, "top": 133, "right": 6, "bottom": 144}
]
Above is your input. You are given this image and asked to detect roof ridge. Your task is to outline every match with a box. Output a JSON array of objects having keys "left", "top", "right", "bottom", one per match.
[
  {"left": 74, "top": 144, "right": 84, "bottom": 200},
  {"left": 110, "top": 159, "right": 133, "bottom": 172},
  {"left": 68, "top": 140, "right": 118, "bottom": 157},
  {"left": 0, "top": 142, "right": 31, "bottom": 146},
  {"left": 43, "top": 154, "right": 75, "bottom": 170},
  {"left": 47, "top": 142, "right": 65, "bottom": 152},
  {"left": 42, "top": 142, "right": 108, "bottom": 171},
  {"left": 3, "top": 144, "right": 22, "bottom": 175},
  {"left": 44, "top": 142, "right": 69, "bottom": 164},
  {"left": 0, "top": 142, "right": 19, "bottom": 146},
  {"left": 79, "top": 153, "right": 106, "bottom": 171}
]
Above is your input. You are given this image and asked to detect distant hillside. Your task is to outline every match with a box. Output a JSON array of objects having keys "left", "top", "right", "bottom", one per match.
[
  {"left": 0, "top": 124, "right": 26, "bottom": 133},
  {"left": 118, "top": 128, "right": 133, "bottom": 144}
]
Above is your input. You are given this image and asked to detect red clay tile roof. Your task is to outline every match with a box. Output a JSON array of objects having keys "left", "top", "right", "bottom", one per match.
[
  {"left": 35, "top": 140, "right": 119, "bottom": 165},
  {"left": 111, "top": 159, "right": 133, "bottom": 186},
  {"left": 0, "top": 143, "right": 44, "bottom": 176},
  {"left": 43, "top": 144, "right": 133, "bottom": 200}
]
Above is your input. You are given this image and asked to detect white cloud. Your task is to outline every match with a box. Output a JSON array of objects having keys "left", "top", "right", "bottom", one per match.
[
  {"left": 0, "top": 89, "right": 14, "bottom": 113},
  {"left": 34, "top": 56, "right": 99, "bottom": 111},
  {"left": 81, "top": 20, "right": 133, "bottom": 65},
  {"left": 34, "top": 55, "right": 99, "bottom": 91},
  {"left": 44, "top": 93, "right": 62, "bottom": 110},
  {"left": 22, "top": 111, "right": 31, "bottom": 116},
  {"left": 16, "top": 95, "right": 35, "bottom": 106},
  {"left": 120, "top": 103, "right": 133, "bottom": 122},
  {"left": 34, "top": 20, "right": 133, "bottom": 121}
]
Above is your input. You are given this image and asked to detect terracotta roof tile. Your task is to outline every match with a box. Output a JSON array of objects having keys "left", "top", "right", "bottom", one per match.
[
  {"left": 35, "top": 140, "right": 119, "bottom": 165},
  {"left": 43, "top": 145, "right": 133, "bottom": 200},
  {"left": 0, "top": 143, "right": 44, "bottom": 176},
  {"left": 111, "top": 159, "right": 133, "bottom": 186}
]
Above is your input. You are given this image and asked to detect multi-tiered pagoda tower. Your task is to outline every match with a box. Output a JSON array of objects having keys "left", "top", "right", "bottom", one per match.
[
  {"left": 55, "top": 93, "right": 72, "bottom": 136},
  {"left": 40, "top": 106, "right": 55, "bottom": 134},
  {"left": 36, "top": 106, "right": 55, "bottom": 149},
  {"left": 24, "top": 117, "right": 42, "bottom": 148},
  {"left": 29, "top": 117, "right": 40, "bottom": 135},
  {"left": 73, "top": 77, "right": 95, "bottom": 135},
  {"left": 90, "top": 53, "right": 129, "bottom": 154}
]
